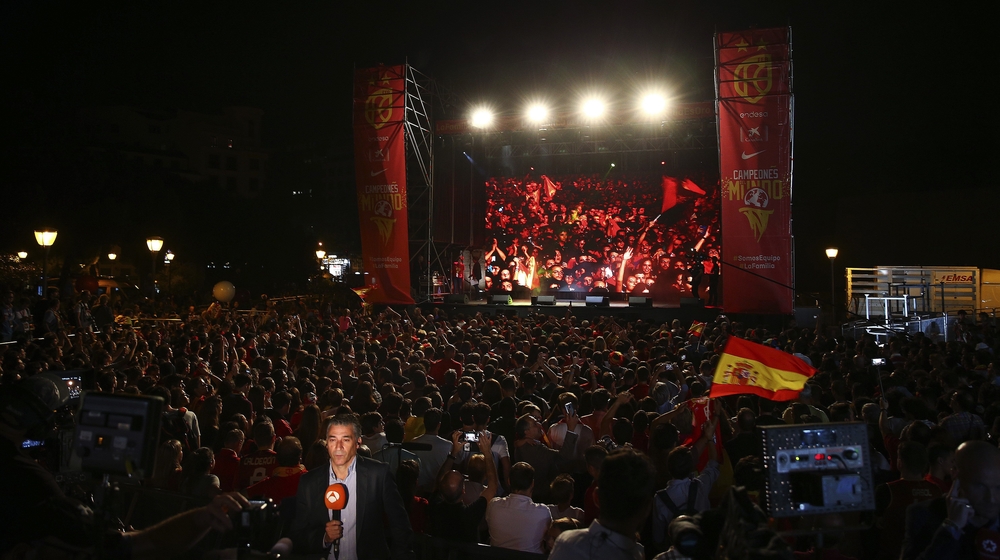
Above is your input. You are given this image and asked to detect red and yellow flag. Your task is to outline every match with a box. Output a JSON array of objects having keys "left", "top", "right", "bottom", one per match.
[
  {"left": 709, "top": 336, "right": 815, "bottom": 401},
  {"left": 688, "top": 320, "right": 706, "bottom": 337}
]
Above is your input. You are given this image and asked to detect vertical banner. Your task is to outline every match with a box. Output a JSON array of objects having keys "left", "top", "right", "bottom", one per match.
[
  {"left": 716, "top": 27, "right": 793, "bottom": 314},
  {"left": 354, "top": 65, "right": 414, "bottom": 304}
]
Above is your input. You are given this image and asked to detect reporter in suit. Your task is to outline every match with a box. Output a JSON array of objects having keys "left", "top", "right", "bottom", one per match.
[{"left": 289, "top": 413, "right": 414, "bottom": 560}]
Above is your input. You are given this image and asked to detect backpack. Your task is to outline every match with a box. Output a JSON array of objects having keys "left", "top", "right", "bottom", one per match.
[
  {"left": 161, "top": 408, "right": 195, "bottom": 452},
  {"left": 656, "top": 478, "right": 702, "bottom": 518}
]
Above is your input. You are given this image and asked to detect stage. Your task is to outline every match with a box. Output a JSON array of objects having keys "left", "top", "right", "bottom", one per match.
[{"left": 419, "top": 292, "right": 725, "bottom": 325}]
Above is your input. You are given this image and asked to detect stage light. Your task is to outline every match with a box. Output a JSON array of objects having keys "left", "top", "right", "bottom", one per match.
[
  {"left": 581, "top": 98, "right": 605, "bottom": 119},
  {"left": 641, "top": 93, "right": 667, "bottom": 115},
  {"left": 470, "top": 108, "right": 493, "bottom": 128},
  {"left": 526, "top": 104, "right": 548, "bottom": 123}
]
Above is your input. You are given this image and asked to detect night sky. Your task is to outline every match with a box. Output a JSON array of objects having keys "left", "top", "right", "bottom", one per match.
[{"left": 1, "top": 1, "right": 993, "bottom": 297}]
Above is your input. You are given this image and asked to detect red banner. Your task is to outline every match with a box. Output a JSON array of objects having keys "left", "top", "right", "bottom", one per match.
[
  {"left": 717, "top": 27, "right": 793, "bottom": 314},
  {"left": 354, "top": 65, "right": 414, "bottom": 304}
]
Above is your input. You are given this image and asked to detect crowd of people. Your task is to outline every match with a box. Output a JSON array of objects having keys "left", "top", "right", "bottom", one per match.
[
  {"left": 1, "top": 284, "right": 999, "bottom": 559},
  {"left": 477, "top": 173, "right": 721, "bottom": 302}
]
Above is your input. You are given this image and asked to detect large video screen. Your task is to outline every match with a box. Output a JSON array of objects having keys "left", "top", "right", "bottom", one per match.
[{"left": 478, "top": 172, "right": 720, "bottom": 303}]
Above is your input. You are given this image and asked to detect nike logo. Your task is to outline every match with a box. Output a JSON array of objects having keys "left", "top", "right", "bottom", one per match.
[
  {"left": 741, "top": 150, "right": 765, "bottom": 160},
  {"left": 370, "top": 169, "right": 386, "bottom": 176}
]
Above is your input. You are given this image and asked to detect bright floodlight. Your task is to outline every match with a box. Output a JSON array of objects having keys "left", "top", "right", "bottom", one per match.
[
  {"left": 641, "top": 94, "right": 667, "bottom": 115},
  {"left": 581, "top": 98, "right": 605, "bottom": 119},
  {"left": 526, "top": 104, "right": 548, "bottom": 123},
  {"left": 470, "top": 108, "right": 494, "bottom": 128}
]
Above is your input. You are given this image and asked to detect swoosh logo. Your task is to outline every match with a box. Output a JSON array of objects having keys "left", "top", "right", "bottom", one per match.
[
  {"left": 741, "top": 150, "right": 765, "bottom": 160},
  {"left": 370, "top": 169, "right": 386, "bottom": 177}
]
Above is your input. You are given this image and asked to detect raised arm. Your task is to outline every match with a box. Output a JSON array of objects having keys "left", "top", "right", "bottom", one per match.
[
  {"left": 477, "top": 431, "right": 500, "bottom": 501},
  {"left": 600, "top": 391, "right": 633, "bottom": 437}
]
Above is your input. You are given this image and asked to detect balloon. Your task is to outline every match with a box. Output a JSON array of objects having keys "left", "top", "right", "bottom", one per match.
[{"left": 213, "top": 281, "right": 236, "bottom": 302}]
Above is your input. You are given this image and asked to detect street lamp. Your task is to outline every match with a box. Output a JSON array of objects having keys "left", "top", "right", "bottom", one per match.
[
  {"left": 17, "top": 251, "right": 27, "bottom": 260},
  {"left": 147, "top": 236, "right": 163, "bottom": 296},
  {"left": 108, "top": 247, "right": 118, "bottom": 279},
  {"left": 164, "top": 250, "right": 175, "bottom": 293},
  {"left": 826, "top": 248, "right": 839, "bottom": 321},
  {"left": 34, "top": 229, "right": 58, "bottom": 297}
]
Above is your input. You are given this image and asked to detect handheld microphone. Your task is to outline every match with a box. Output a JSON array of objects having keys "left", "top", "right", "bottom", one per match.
[{"left": 325, "top": 483, "right": 349, "bottom": 559}]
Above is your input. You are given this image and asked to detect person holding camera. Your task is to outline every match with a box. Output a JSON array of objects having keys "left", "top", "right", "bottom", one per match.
[{"left": 426, "top": 429, "right": 499, "bottom": 543}]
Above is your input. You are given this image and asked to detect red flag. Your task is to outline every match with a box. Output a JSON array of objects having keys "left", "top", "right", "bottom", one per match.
[
  {"left": 661, "top": 176, "right": 678, "bottom": 213},
  {"left": 542, "top": 175, "right": 558, "bottom": 200},
  {"left": 682, "top": 178, "right": 706, "bottom": 195},
  {"left": 687, "top": 320, "right": 706, "bottom": 337}
]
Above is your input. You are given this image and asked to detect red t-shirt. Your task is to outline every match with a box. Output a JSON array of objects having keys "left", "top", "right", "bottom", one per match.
[
  {"left": 244, "top": 466, "right": 305, "bottom": 503},
  {"left": 428, "top": 358, "right": 463, "bottom": 385},
  {"left": 211, "top": 448, "right": 241, "bottom": 492},
  {"left": 237, "top": 449, "right": 278, "bottom": 490},
  {"left": 681, "top": 397, "right": 723, "bottom": 470},
  {"left": 878, "top": 479, "right": 941, "bottom": 560},
  {"left": 584, "top": 482, "right": 600, "bottom": 524}
]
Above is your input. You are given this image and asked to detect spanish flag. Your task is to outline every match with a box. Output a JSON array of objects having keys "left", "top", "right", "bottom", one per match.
[
  {"left": 688, "top": 320, "right": 706, "bottom": 337},
  {"left": 709, "top": 337, "right": 816, "bottom": 401}
]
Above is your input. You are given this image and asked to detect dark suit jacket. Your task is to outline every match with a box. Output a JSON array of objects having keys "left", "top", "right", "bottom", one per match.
[
  {"left": 288, "top": 456, "right": 414, "bottom": 560},
  {"left": 900, "top": 496, "right": 980, "bottom": 560}
]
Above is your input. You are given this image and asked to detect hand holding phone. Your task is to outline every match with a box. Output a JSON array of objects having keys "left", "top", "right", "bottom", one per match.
[{"left": 946, "top": 480, "right": 973, "bottom": 529}]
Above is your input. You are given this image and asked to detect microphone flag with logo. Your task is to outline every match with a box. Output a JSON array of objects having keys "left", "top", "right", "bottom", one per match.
[
  {"left": 325, "top": 483, "right": 349, "bottom": 558},
  {"left": 325, "top": 482, "right": 349, "bottom": 512},
  {"left": 708, "top": 336, "right": 816, "bottom": 401}
]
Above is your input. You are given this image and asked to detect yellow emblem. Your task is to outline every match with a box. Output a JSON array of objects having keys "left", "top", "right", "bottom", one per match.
[
  {"left": 733, "top": 54, "right": 773, "bottom": 104},
  {"left": 722, "top": 360, "right": 759, "bottom": 386},
  {"left": 740, "top": 207, "right": 773, "bottom": 242},
  {"left": 371, "top": 217, "right": 396, "bottom": 245},
  {"left": 364, "top": 71, "right": 395, "bottom": 130}
]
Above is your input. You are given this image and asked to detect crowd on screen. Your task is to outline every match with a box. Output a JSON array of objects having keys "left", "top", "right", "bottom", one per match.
[
  {"left": 478, "top": 173, "right": 721, "bottom": 302},
  {"left": 2, "top": 287, "right": 999, "bottom": 559}
]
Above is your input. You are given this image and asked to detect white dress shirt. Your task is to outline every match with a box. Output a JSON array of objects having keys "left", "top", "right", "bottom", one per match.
[{"left": 486, "top": 493, "right": 551, "bottom": 553}]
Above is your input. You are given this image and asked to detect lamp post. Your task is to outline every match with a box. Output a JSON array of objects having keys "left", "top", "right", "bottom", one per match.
[
  {"left": 108, "top": 249, "right": 117, "bottom": 279},
  {"left": 34, "top": 229, "right": 58, "bottom": 297},
  {"left": 316, "top": 245, "right": 327, "bottom": 275},
  {"left": 146, "top": 236, "right": 163, "bottom": 296},
  {"left": 826, "top": 248, "right": 839, "bottom": 321},
  {"left": 17, "top": 252, "right": 28, "bottom": 291},
  {"left": 164, "top": 250, "right": 175, "bottom": 293}
]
